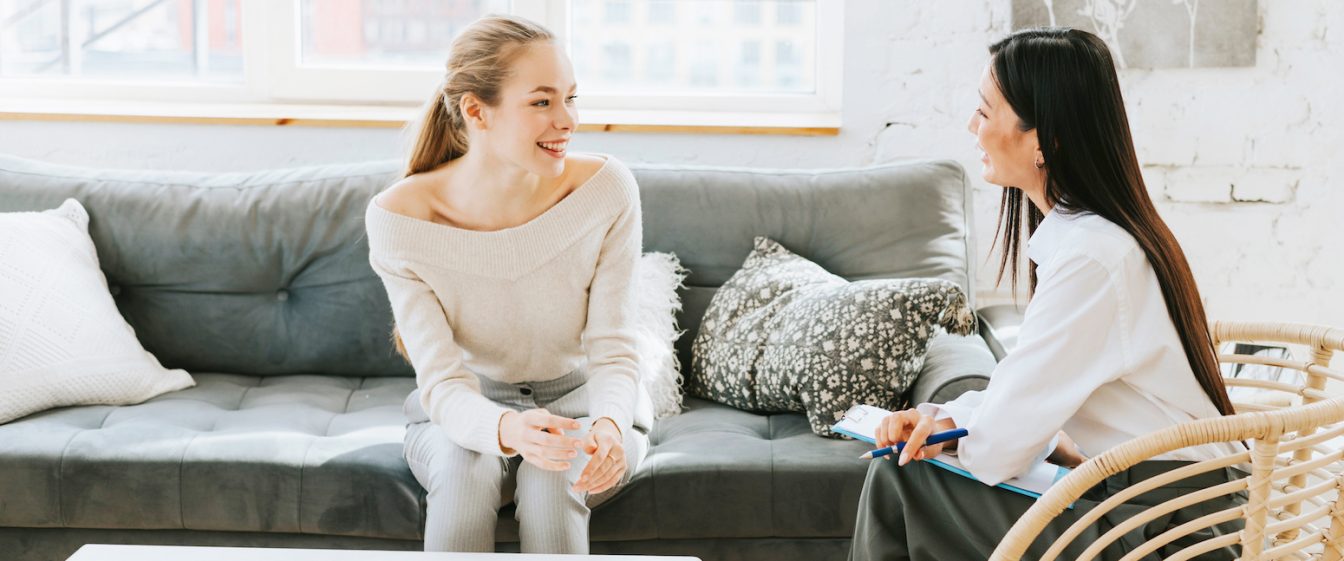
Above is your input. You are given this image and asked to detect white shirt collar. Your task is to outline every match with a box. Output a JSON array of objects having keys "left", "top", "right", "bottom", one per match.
[{"left": 1025, "top": 207, "right": 1068, "bottom": 265}]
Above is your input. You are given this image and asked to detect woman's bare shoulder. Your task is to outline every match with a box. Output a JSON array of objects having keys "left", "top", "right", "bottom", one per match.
[
  {"left": 564, "top": 153, "right": 612, "bottom": 186},
  {"left": 373, "top": 170, "right": 446, "bottom": 221}
]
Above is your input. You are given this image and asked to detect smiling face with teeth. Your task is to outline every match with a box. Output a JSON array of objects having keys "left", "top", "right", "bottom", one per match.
[{"left": 470, "top": 41, "right": 579, "bottom": 179}]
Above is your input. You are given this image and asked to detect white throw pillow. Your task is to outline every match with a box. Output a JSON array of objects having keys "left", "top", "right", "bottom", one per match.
[
  {"left": 633, "top": 252, "right": 689, "bottom": 419},
  {"left": 0, "top": 199, "right": 194, "bottom": 425}
]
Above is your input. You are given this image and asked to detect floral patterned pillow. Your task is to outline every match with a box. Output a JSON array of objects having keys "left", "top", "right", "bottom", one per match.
[{"left": 687, "top": 237, "right": 976, "bottom": 437}]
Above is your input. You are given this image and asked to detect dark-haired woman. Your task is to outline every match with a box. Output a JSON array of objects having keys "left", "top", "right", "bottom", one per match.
[{"left": 848, "top": 28, "right": 1243, "bottom": 561}]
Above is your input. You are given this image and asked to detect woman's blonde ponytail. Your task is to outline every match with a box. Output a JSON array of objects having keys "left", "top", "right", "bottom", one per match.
[{"left": 405, "top": 92, "right": 467, "bottom": 177}]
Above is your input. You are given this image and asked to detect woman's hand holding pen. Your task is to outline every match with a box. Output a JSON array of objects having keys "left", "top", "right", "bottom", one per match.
[
  {"left": 875, "top": 409, "right": 959, "bottom": 466},
  {"left": 498, "top": 409, "right": 583, "bottom": 471}
]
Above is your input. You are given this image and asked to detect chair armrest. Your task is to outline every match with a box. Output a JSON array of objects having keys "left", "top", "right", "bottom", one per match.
[
  {"left": 908, "top": 333, "right": 997, "bottom": 405},
  {"left": 977, "top": 304, "right": 1025, "bottom": 362}
]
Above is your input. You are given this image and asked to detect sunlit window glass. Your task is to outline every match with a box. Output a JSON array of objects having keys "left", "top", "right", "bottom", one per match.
[
  {"left": 299, "top": 0, "right": 505, "bottom": 68},
  {"left": 0, "top": 0, "right": 243, "bottom": 82},
  {"left": 570, "top": 0, "right": 816, "bottom": 94}
]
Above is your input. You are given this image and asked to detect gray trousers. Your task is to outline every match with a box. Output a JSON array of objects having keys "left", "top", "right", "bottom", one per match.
[
  {"left": 849, "top": 459, "right": 1244, "bottom": 561},
  {"left": 403, "top": 368, "right": 650, "bottom": 554}
]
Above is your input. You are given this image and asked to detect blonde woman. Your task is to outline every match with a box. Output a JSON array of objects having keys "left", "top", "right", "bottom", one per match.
[{"left": 364, "top": 16, "right": 651, "bottom": 554}]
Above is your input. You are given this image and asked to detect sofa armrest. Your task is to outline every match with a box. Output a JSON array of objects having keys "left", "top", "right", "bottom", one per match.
[
  {"left": 977, "top": 304, "right": 1025, "bottom": 362},
  {"left": 907, "top": 332, "right": 997, "bottom": 406}
]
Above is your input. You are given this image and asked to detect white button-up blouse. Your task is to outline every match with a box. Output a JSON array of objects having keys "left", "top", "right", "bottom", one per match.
[{"left": 919, "top": 208, "right": 1242, "bottom": 486}]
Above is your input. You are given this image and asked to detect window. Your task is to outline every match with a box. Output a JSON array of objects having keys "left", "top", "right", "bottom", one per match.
[
  {"left": 567, "top": 0, "right": 837, "bottom": 119},
  {"left": 603, "top": 0, "right": 630, "bottom": 25},
  {"left": 733, "top": 0, "right": 760, "bottom": 26},
  {"left": 646, "top": 0, "right": 674, "bottom": 25},
  {"left": 1, "top": 0, "right": 842, "bottom": 129},
  {"left": 736, "top": 40, "right": 760, "bottom": 87},
  {"left": 777, "top": 0, "right": 802, "bottom": 25},
  {"left": 692, "top": 3, "right": 716, "bottom": 27},
  {"left": 0, "top": 0, "right": 243, "bottom": 82},
  {"left": 775, "top": 39, "right": 801, "bottom": 89},
  {"left": 688, "top": 41, "right": 718, "bottom": 87},
  {"left": 601, "top": 42, "right": 632, "bottom": 84},
  {"left": 644, "top": 42, "right": 674, "bottom": 84},
  {"left": 299, "top": 0, "right": 467, "bottom": 67}
]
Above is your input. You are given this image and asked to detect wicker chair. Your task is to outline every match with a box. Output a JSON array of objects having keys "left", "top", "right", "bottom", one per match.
[{"left": 989, "top": 321, "right": 1344, "bottom": 561}]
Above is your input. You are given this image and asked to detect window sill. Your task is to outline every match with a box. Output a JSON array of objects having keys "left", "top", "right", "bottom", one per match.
[{"left": 0, "top": 99, "right": 840, "bottom": 136}]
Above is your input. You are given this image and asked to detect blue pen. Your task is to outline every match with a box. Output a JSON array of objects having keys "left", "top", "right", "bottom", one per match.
[{"left": 859, "top": 428, "right": 969, "bottom": 460}]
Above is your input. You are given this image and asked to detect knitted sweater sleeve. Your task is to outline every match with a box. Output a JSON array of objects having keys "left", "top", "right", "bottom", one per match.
[
  {"left": 367, "top": 252, "right": 514, "bottom": 457},
  {"left": 580, "top": 161, "right": 643, "bottom": 435}
]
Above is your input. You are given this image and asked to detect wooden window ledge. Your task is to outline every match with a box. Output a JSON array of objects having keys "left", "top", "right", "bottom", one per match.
[{"left": 0, "top": 99, "right": 840, "bottom": 136}]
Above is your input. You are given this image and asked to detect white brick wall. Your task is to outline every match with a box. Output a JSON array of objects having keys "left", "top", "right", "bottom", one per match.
[{"left": 1, "top": 0, "right": 1339, "bottom": 329}]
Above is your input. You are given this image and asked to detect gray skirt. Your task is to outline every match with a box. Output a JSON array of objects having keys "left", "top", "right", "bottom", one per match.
[{"left": 849, "top": 458, "right": 1245, "bottom": 561}]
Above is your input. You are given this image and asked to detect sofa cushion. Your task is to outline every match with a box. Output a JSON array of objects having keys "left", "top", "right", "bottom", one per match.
[
  {"left": 0, "top": 199, "right": 194, "bottom": 424},
  {"left": 591, "top": 397, "right": 871, "bottom": 541},
  {"left": 0, "top": 379, "right": 872, "bottom": 542},
  {"left": 686, "top": 236, "right": 977, "bottom": 435},
  {"left": 0, "top": 373, "right": 422, "bottom": 539}
]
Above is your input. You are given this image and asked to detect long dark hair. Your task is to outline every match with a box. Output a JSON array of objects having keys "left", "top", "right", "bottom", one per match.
[{"left": 989, "top": 27, "right": 1235, "bottom": 417}]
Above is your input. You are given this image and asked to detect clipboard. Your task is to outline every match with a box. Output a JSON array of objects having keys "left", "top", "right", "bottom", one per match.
[{"left": 833, "top": 404, "right": 1073, "bottom": 507}]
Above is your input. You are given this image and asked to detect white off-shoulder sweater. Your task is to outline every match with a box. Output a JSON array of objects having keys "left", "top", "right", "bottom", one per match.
[{"left": 365, "top": 157, "right": 643, "bottom": 456}]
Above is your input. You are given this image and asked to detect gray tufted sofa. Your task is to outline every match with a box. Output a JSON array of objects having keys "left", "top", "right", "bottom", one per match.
[{"left": 0, "top": 154, "right": 998, "bottom": 561}]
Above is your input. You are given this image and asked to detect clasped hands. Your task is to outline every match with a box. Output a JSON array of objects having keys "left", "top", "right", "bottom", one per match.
[
  {"left": 875, "top": 409, "right": 1088, "bottom": 468},
  {"left": 498, "top": 409, "right": 625, "bottom": 494}
]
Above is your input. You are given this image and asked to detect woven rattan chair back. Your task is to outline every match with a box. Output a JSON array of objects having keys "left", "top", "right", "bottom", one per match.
[{"left": 989, "top": 321, "right": 1344, "bottom": 561}]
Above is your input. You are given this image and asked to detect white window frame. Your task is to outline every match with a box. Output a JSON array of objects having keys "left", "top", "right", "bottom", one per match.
[{"left": 0, "top": 0, "right": 842, "bottom": 128}]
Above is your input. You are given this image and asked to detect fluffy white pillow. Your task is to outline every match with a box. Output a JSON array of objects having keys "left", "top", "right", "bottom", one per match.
[
  {"left": 633, "top": 252, "right": 689, "bottom": 419},
  {"left": 0, "top": 199, "right": 194, "bottom": 424}
]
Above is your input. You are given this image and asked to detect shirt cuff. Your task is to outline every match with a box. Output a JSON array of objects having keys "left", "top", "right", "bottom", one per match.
[
  {"left": 1034, "top": 432, "right": 1062, "bottom": 466},
  {"left": 916, "top": 402, "right": 955, "bottom": 422},
  {"left": 917, "top": 393, "right": 981, "bottom": 457},
  {"left": 916, "top": 400, "right": 974, "bottom": 429}
]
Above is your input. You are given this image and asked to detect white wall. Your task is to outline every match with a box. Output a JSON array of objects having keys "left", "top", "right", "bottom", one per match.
[{"left": 2, "top": 0, "right": 1340, "bottom": 328}]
